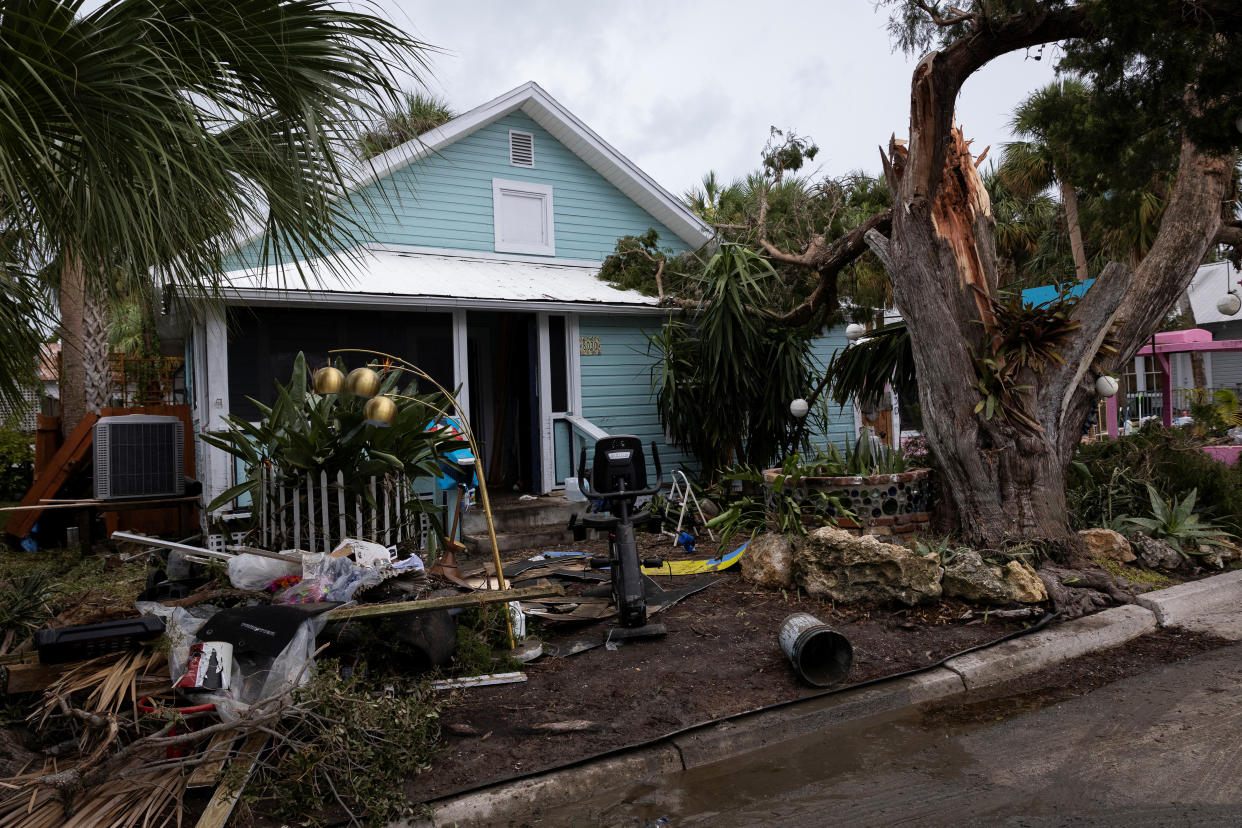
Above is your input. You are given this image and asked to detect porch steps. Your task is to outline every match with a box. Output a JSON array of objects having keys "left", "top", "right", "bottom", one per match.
[{"left": 461, "top": 493, "right": 591, "bottom": 556}]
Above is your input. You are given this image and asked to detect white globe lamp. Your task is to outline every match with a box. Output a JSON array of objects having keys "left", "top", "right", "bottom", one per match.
[
  {"left": 789, "top": 398, "right": 810, "bottom": 419},
  {"left": 1217, "top": 292, "right": 1241, "bottom": 316},
  {"left": 1095, "top": 375, "right": 1119, "bottom": 398},
  {"left": 845, "top": 323, "right": 867, "bottom": 342}
]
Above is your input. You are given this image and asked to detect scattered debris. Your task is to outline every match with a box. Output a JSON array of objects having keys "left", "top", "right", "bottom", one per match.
[{"left": 431, "top": 672, "right": 527, "bottom": 690}]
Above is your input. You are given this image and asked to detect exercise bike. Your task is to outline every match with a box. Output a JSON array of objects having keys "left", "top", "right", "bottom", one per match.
[{"left": 576, "top": 436, "right": 666, "bottom": 634}]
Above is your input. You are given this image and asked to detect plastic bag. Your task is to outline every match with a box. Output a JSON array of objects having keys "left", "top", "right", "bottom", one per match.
[
  {"left": 227, "top": 553, "right": 300, "bottom": 591},
  {"left": 135, "top": 601, "right": 213, "bottom": 686}
]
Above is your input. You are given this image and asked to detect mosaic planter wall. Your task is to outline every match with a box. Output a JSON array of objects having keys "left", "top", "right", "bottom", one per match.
[{"left": 762, "top": 467, "right": 934, "bottom": 540}]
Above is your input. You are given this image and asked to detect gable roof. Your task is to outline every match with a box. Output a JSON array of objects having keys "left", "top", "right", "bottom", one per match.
[{"left": 354, "top": 81, "right": 712, "bottom": 250}]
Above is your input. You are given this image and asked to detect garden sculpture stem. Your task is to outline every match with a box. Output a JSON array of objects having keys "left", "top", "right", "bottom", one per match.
[{"left": 330, "top": 348, "right": 513, "bottom": 648}]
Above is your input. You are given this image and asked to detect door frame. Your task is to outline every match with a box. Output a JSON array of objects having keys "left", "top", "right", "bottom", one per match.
[{"left": 537, "top": 311, "right": 579, "bottom": 493}]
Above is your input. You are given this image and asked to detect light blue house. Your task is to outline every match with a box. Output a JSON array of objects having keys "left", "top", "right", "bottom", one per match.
[{"left": 186, "top": 82, "right": 863, "bottom": 513}]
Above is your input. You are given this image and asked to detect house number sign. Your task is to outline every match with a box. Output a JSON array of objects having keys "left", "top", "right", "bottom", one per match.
[{"left": 580, "top": 336, "right": 602, "bottom": 356}]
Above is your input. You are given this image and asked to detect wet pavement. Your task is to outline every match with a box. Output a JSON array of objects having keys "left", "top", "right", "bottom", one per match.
[{"left": 540, "top": 643, "right": 1242, "bottom": 827}]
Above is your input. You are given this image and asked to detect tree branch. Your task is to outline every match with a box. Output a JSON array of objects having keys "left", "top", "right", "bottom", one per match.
[{"left": 768, "top": 209, "right": 893, "bottom": 326}]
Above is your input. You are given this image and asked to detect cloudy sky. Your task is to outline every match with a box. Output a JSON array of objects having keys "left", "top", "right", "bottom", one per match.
[{"left": 379, "top": 1, "right": 1061, "bottom": 198}]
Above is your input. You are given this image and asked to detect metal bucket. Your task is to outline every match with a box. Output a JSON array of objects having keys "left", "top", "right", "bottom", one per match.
[{"left": 779, "top": 613, "right": 853, "bottom": 687}]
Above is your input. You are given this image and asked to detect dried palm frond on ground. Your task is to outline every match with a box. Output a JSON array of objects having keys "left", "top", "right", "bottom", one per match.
[{"left": 0, "top": 760, "right": 183, "bottom": 828}]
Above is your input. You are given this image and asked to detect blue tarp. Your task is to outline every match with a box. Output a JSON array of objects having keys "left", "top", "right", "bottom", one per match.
[{"left": 1020, "top": 279, "right": 1094, "bottom": 307}]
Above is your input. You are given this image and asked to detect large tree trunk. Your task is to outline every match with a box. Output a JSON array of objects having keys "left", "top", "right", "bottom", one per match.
[
  {"left": 59, "top": 257, "right": 111, "bottom": 437},
  {"left": 884, "top": 46, "right": 1233, "bottom": 549}
]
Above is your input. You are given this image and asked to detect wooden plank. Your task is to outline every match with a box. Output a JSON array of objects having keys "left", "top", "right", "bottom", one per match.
[
  {"left": 4, "top": 662, "right": 74, "bottom": 694},
  {"left": 324, "top": 584, "right": 562, "bottom": 621},
  {"left": 185, "top": 732, "right": 239, "bottom": 790},
  {"left": 194, "top": 732, "right": 267, "bottom": 828},
  {"left": 5, "top": 413, "right": 98, "bottom": 538}
]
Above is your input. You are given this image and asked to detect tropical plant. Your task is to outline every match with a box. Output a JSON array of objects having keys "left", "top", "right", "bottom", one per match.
[
  {"left": 0, "top": 1, "right": 431, "bottom": 435},
  {"left": 649, "top": 244, "right": 817, "bottom": 474},
  {"left": 200, "top": 353, "right": 457, "bottom": 541},
  {"left": 1184, "top": 387, "right": 1242, "bottom": 438},
  {"left": 844, "top": 429, "right": 908, "bottom": 476},
  {"left": 710, "top": 457, "right": 854, "bottom": 545},
  {"left": 357, "top": 91, "right": 456, "bottom": 160},
  {"left": 0, "top": 429, "right": 34, "bottom": 501},
  {"left": 1125, "top": 484, "right": 1230, "bottom": 555},
  {"left": 999, "top": 79, "right": 1095, "bottom": 282}
]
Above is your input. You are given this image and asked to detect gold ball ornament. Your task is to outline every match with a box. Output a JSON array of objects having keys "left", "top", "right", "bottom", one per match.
[
  {"left": 363, "top": 395, "right": 397, "bottom": 427},
  {"left": 345, "top": 367, "right": 382, "bottom": 398},
  {"left": 312, "top": 366, "right": 346, "bottom": 394}
]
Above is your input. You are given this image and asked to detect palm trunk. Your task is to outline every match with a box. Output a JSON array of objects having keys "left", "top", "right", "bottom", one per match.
[
  {"left": 1061, "top": 179, "right": 1089, "bottom": 282},
  {"left": 59, "top": 257, "right": 111, "bottom": 436}
]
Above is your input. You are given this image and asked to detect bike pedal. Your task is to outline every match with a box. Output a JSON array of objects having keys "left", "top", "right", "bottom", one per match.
[
  {"left": 641, "top": 558, "right": 664, "bottom": 569},
  {"left": 588, "top": 556, "right": 611, "bottom": 569}
]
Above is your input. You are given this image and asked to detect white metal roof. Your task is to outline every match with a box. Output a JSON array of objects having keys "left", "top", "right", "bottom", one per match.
[{"left": 223, "top": 247, "right": 664, "bottom": 313}]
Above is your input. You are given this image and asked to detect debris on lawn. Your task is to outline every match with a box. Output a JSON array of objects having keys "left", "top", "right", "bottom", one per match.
[{"left": 0, "top": 529, "right": 542, "bottom": 827}]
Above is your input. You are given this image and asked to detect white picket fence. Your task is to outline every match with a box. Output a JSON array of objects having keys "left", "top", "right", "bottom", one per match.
[{"left": 256, "top": 466, "right": 433, "bottom": 554}]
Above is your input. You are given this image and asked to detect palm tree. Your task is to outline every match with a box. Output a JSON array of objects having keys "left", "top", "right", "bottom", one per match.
[
  {"left": 357, "top": 92, "right": 455, "bottom": 160},
  {"left": 0, "top": 0, "right": 430, "bottom": 433},
  {"left": 999, "top": 78, "right": 1093, "bottom": 282}
]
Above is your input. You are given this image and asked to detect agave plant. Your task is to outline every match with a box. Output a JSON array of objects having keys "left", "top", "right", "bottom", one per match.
[{"left": 1125, "top": 484, "right": 1231, "bottom": 554}]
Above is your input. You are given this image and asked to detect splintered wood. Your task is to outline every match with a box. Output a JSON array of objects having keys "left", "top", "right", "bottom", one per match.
[{"left": 927, "top": 125, "right": 996, "bottom": 328}]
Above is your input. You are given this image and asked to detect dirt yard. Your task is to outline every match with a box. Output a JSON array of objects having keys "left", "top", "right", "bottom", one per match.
[{"left": 413, "top": 531, "right": 1040, "bottom": 803}]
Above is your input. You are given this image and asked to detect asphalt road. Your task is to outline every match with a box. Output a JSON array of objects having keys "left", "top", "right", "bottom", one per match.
[{"left": 546, "top": 642, "right": 1242, "bottom": 827}]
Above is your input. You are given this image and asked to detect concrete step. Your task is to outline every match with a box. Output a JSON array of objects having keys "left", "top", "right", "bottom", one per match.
[
  {"left": 463, "top": 525, "right": 593, "bottom": 557},
  {"left": 460, "top": 493, "right": 588, "bottom": 536}
]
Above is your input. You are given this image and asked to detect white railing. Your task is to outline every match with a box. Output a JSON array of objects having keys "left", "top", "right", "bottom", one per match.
[{"left": 256, "top": 466, "right": 432, "bottom": 554}]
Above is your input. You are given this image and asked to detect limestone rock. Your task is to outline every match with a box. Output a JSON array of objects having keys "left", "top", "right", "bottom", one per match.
[
  {"left": 1131, "top": 533, "right": 1184, "bottom": 570},
  {"left": 794, "top": 526, "right": 941, "bottom": 606},
  {"left": 741, "top": 532, "right": 794, "bottom": 589},
  {"left": 941, "top": 549, "right": 1011, "bottom": 603},
  {"left": 1001, "top": 560, "right": 1048, "bottom": 603},
  {"left": 1078, "top": 528, "right": 1135, "bottom": 563}
]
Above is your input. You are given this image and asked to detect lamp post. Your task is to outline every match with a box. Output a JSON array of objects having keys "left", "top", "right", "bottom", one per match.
[{"left": 316, "top": 349, "right": 513, "bottom": 647}]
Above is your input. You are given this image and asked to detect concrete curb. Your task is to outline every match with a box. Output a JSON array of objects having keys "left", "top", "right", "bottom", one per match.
[
  {"left": 411, "top": 569, "right": 1241, "bottom": 827},
  {"left": 1135, "top": 569, "right": 1242, "bottom": 626}
]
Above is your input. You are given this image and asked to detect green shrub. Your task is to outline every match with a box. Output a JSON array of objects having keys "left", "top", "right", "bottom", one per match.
[
  {"left": 1069, "top": 426, "right": 1242, "bottom": 533},
  {"left": 0, "top": 428, "right": 33, "bottom": 501}
]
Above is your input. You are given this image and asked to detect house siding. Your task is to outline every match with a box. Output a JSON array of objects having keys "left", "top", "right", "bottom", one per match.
[
  {"left": 577, "top": 316, "right": 857, "bottom": 479},
  {"left": 350, "top": 111, "right": 692, "bottom": 263},
  {"left": 805, "top": 326, "right": 856, "bottom": 453}
]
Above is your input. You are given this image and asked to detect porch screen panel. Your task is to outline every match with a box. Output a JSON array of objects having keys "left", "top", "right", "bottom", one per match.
[{"left": 228, "top": 307, "right": 453, "bottom": 422}]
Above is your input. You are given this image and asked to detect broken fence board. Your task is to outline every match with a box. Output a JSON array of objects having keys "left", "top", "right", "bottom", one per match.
[
  {"left": 324, "top": 584, "right": 563, "bottom": 621},
  {"left": 185, "top": 731, "right": 239, "bottom": 789},
  {"left": 194, "top": 732, "right": 267, "bottom": 828}
]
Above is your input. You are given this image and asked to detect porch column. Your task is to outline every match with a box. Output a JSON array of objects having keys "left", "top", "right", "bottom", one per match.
[{"left": 202, "top": 313, "right": 232, "bottom": 513}]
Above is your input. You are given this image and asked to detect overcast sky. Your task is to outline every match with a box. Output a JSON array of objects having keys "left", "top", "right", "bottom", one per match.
[{"left": 380, "top": 1, "right": 1061, "bottom": 198}]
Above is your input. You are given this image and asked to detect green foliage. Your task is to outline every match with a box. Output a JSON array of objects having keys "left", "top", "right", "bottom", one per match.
[
  {"left": 824, "top": 320, "right": 916, "bottom": 410},
  {"left": 649, "top": 245, "right": 817, "bottom": 473},
  {"left": 1125, "top": 484, "right": 1230, "bottom": 555},
  {"left": 0, "top": 571, "right": 56, "bottom": 646},
  {"left": 252, "top": 666, "right": 442, "bottom": 826},
  {"left": 451, "top": 604, "right": 519, "bottom": 676},
  {"left": 357, "top": 92, "right": 456, "bottom": 160},
  {"left": 1185, "top": 388, "right": 1241, "bottom": 439},
  {"left": 0, "top": 428, "right": 33, "bottom": 501},
  {"left": 844, "top": 429, "right": 907, "bottom": 476},
  {"left": 200, "top": 352, "right": 456, "bottom": 536},
  {"left": 1068, "top": 426, "right": 1242, "bottom": 534},
  {"left": 0, "top": 0, "right": 432, "bottom": 397},
  {"left": 597, "top": 229, "right": 699, "bottom": 298}
]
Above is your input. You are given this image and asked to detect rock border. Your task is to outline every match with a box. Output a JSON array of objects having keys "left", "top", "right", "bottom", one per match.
[{"left": 404, "top": 569, "right": 1242, "bottom": 827}]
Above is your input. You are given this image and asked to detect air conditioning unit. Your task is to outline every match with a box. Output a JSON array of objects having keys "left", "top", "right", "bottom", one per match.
[{"left": 94, "top": 415, "right": 185, "bottom": 500}]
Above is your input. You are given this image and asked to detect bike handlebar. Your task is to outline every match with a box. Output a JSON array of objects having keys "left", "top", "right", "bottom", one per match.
[{"left": 577, "top": 441, "right": 663, "bottom": 500}]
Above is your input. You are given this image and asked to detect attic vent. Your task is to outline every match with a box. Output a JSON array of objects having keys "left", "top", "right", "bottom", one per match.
[{"left": 509, "top": 130, "right": 534, "bottom": 167}]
